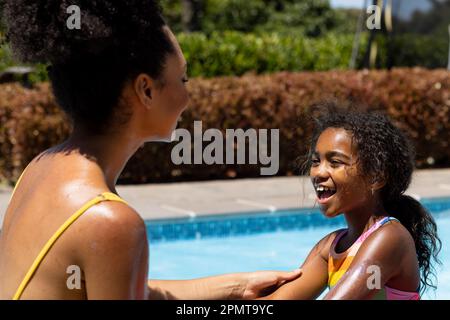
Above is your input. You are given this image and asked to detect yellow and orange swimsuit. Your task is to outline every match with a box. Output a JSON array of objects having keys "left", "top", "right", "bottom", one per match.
[{"left": 328, "top": 216, "right": 420, "bottom": 300}]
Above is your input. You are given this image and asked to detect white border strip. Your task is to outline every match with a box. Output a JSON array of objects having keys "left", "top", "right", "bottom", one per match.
[
  {"left": 159, "top": 204, "right": 197, "bottom": 218},
  {"left": 235, "top": 199, "right": 277, "bottom": 212}
]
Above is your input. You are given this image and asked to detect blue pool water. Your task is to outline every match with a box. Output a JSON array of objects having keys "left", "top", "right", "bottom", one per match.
[{"left": 146, "top": 198, "right": 450, "bottom": 300}]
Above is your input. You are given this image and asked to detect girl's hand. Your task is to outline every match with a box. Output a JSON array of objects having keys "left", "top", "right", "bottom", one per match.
[{"left": 240, "top": 269, "right": 303, "bottom": 299}]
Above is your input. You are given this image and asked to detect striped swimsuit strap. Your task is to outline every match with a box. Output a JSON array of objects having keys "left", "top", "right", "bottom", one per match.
[{"left": 328, "top": 216, "right": 398, "bottom": 286}]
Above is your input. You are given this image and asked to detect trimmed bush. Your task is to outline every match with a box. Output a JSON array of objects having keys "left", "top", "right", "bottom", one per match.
[
  {"left": 1, "top": 31, "right": 447, "bottom": 81},
  {"left": 389, "top": 34, "right": 450, "bottom": 69},
  {"left": 161, "top": 0, "right": 341, "bottom": 37},
  {"left": 0, "top": 31, "right": 360, "bottom": 82},
  {"left": 0, "top": 68, "right": 449, "bottom": 185},
  {"left": 178, "top": 31, "right": 360, "bottom": 77},
  {"left": 0, "top": 83, "right": 70, "bottom": 182}
]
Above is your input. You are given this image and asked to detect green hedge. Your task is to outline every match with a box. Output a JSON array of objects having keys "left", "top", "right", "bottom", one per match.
[
  {"left": 1, "top": 68, "right": 449, "bottom": 185},
  {"left": 389, "top": 34, "right": 450, "bottom": 69},
  {"left": 0, "top": 31, "right": 360, "bottom": 81},
  {"left": 2, "top": 30, "right": 447, "bottom": 81},
  {"left": 178, "top": 31, "right": 360, "bottom": 77},
  {"left": 0, "top": 43, "right": 14, "bottom": 71},
  {"left": 161, "top": 0, "right": 343, "bottom": 37}
]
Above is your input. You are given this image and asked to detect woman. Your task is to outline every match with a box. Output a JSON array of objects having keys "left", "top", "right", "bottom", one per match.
[
  {"left": 261, "top": 104, "right": 441, "bottom": 300},
  {"left": 0, "top": 1, "right": 301, "bottom": 300}
]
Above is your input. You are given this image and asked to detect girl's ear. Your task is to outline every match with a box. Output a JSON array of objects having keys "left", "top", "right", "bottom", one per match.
[{"left": 370, "top": 174, "right": 387, "bottom": 192}]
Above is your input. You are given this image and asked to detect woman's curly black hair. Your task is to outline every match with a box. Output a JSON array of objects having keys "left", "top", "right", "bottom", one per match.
[
  {"left": 3, "top": 0, "right": 174, "bottom": 134},
  {"left": 303, "top": 102, "right": 441, "bottom": 294}
]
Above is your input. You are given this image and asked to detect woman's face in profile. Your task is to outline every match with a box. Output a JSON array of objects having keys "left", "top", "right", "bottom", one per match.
[{"left": 132, "top": 27, "right": 190, "bottom": 142}]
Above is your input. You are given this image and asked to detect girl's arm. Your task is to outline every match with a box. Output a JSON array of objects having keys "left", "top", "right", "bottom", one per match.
[
  {"left": 259, "top": 231, "right": 340, "bottom": 300},
  {"left": 147, "top": 269, "right": 303, "bottom": 300}
]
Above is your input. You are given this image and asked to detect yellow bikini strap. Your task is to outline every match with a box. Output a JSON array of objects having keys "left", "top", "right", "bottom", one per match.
[
  {"left": 12, "top": 192, "right": 128, "bottom": 300},
  {"left": 9, "top": 165, "right": 30, "bottom": 203}
]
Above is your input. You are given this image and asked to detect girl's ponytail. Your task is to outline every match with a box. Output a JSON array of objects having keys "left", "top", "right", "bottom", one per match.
[{"left": 384, "top": 195, "right": 441, "bottom": 293}]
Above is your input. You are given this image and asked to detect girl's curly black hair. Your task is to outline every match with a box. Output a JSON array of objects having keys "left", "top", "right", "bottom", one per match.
[
  {"left": 3, "top": 0, "right": 174, "bottom": 134},
  {"left": 303, "top": 102, "right": 441, "bottom": 294}
]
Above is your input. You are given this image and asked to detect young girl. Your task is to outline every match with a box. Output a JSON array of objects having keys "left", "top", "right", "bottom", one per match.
[{"left": 263, "top": 104, "right": 441, "bottom": 300}]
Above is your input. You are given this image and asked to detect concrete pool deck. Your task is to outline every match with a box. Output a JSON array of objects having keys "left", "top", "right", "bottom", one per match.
[{"left": 1, "top": 168, "right": 450, "bottom": 226}]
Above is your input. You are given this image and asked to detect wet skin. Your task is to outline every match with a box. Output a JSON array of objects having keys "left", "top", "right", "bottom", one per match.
[
  {"left": 260, "top": 128, "right": 420, "bottom": 300},
  {"left": 0, "top": 27, "right": 301, "bottom": 300}
]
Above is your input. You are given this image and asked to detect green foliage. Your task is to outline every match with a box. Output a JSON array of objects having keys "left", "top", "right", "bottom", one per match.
[
  {"left": 202, "top": 0, "right": 270, "bottom": 33},
  {"left": 0, "top": 44, "right": 49, "bottom": 82},
  {"left": 395, "top": 0, "right": 450, "bottom": 36},
  {"left": 1, "top": 30, "right": 447, "bottom": 81},
  {"left": 160, "top": 0, "right": 344, "bottom": 37},
  {"left": 160, "top": 0, "right": 184, "bottom": 31},
  {"left": 1, "top": 0, "right": 361, "bottom": 80},
  {"left": 332, "top": 8, "right": 362, "bottom": 35},
  {"left": 0, "top": 31, "right": 360, "bottom": 81},
  {"left": 254, "top": 0, "right": 337, "bottom": 37},
  {"left": 178, "top": 31, "right": 361, "bottom": 78},
  {"left": 389, "top": 34, "right": 449, "bottom": 69},
  {"left": 0, "top": 43, "right": 13, "bottom": 71}
]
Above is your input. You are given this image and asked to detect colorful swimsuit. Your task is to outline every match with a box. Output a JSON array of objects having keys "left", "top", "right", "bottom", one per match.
[{"left": 327, "top": 216, "right": 420, "bottom": 300}]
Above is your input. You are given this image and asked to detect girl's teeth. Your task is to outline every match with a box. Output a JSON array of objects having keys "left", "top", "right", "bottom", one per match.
[{"left": 317, "top": 186, "right": 335, "bottom": 191}]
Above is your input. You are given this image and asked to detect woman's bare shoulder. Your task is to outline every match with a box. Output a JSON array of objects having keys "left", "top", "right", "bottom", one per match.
[{"left": 75, "top": 200, "right": 147, "bottom": 251}]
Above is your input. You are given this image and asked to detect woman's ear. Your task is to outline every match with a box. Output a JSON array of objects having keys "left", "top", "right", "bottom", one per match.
[{"left": 134, "top": 74, "right": 154, "bottom": 109}]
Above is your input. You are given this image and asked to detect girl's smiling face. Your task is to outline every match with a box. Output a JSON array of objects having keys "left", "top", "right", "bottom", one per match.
[{"left": 309, "top": 127, "right": 373, "bottom": 217}]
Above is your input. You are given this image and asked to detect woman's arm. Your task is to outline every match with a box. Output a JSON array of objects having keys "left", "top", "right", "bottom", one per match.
[
  {"left": 80, "top": 203, "right": 150, "bottom": 299},
  {"left": 80, "top": 203, "right": 302, "bottom": 300},
  {"left": 147, "top": 269, "right": 303, "bottom": 300},
  {"left": 259, "top": 231, "right": 339, "bottom": 300}
]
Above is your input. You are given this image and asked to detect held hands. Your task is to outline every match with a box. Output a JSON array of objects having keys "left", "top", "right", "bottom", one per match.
[{"left": 240, "top": 269, "right": 303, "bottom": 299}]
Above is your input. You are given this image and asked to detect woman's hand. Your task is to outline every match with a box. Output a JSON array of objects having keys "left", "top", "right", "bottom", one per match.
[
  {"left": 240, "top": 269, "right": 303, "bottom": 299},
  {"left": 147, "top": 269, "right": 302, "bottom": 300}
]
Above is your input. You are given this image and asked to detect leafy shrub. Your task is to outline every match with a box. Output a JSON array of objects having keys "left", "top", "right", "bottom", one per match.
[
  {"left": 1, "top": 30, "right": 446, "bottom": 82},
  {"left": 0, "top": 31, "right": 360, "bottom": 81},
  {"left": 389, "top": 34, "right": 449, "bottom": 69},
  {"left": 161, "top": 0, "right": 340, "bottom": 36},
  {"left": 178, "top": 31, "right": 360, "bottom": 77},
  {"left": 0, "top": 83, "right": 70, "bottom": 182}
]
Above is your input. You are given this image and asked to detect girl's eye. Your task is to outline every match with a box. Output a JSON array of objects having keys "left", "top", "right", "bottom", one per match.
[
  {"left": 311, "top": 158, "right": 320, "bottom": 166},
  {"left": 331, "top": 160, "right": 343, "bottom": 166},
  {"left": 182, "top": 76, "right": 189, "bottom": 83}
]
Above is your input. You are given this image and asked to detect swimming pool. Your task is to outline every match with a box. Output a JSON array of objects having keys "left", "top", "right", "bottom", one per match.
[{"left": 146, "top": 197, "right": 450, "bottom": 300}]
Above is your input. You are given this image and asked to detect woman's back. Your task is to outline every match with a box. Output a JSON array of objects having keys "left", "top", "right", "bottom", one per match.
[{"left": 0, "top": 150, "right": 146, "bottom": 299}]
